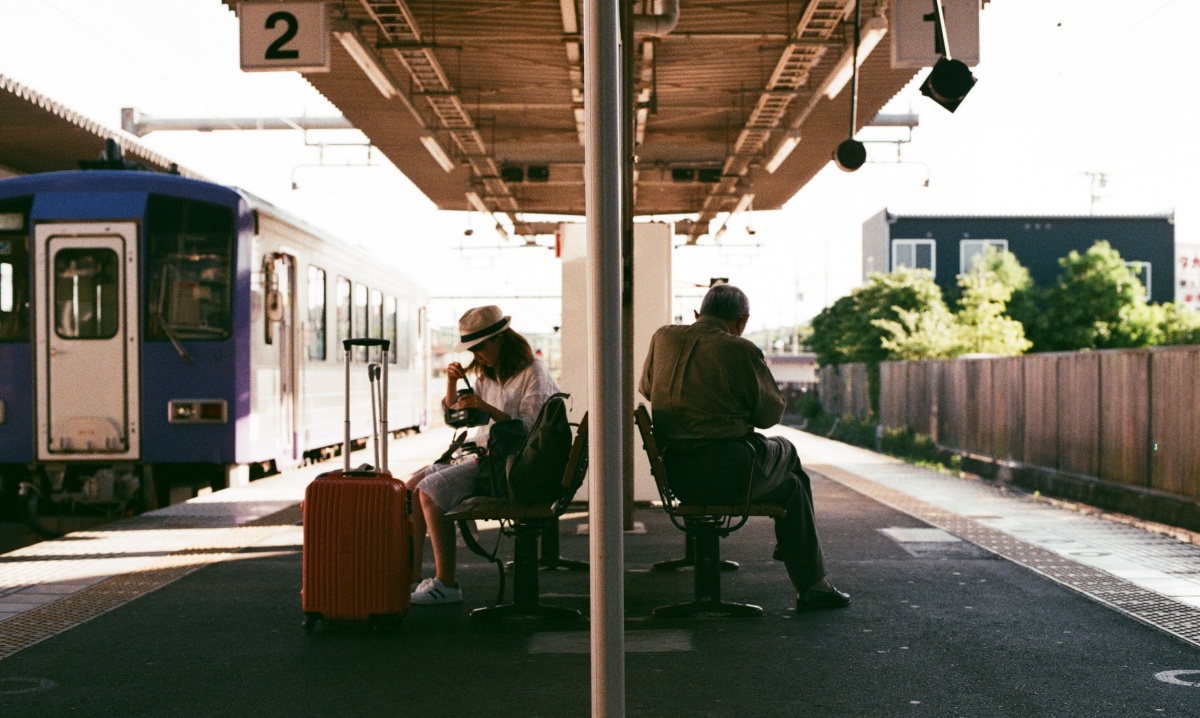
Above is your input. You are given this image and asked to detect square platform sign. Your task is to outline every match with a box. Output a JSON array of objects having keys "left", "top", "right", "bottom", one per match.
[{"left": 239, "top": 1, "right": 330, "bottom": 73}]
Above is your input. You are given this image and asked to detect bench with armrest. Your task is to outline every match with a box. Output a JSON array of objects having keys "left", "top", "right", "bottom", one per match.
[
  {"left": 445, "top": 415, "right": 589, "bottom": 621},
  {"left": 633, "top": 404, "right": 785, "bottom": 618}
]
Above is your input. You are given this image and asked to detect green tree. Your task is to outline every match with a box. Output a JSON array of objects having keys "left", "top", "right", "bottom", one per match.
[
  {"left": 874, "top": 300, "right": 963, "bottom": 360},
  {"left": 954, "top": 267, "right": 1032, "bottom": 355},
  {"left": 1157, "top": 302, "right": 1200, "bottom": 345},
  {"left": 809, "top": 269, "right": 948, "bottom": 366},
  {"left": 981, "top": 246, "right": 1044, "bottom": 348},
  {"left": 1040, "top": 241, "right": 1149, "bottom": 351}
]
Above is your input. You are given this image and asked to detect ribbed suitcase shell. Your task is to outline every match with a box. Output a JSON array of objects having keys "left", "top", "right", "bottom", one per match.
[{"left": 301, "top": 472, "right": 411, "bottom": 621}]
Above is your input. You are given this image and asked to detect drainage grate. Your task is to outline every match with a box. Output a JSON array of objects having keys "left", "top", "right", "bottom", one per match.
[
  {"left": 811, "top": 464, "right": 1200, "bottom": 649},
  {"left": 0, "top": 504, "right": 302, "bottom": 660}
]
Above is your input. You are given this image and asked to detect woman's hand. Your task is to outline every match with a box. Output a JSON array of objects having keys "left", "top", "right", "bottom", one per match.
[
  {"left": 445, "top": 362, "right": 466, "bottom": 407},
  {"left": 452, "top": 393, "right": 508, "bottom": 422}
]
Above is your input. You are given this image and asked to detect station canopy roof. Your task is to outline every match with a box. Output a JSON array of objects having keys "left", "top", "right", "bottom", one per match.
[
  {"left": 221, "top": 0, "right": 927, "bottom": 240},
  {"left": 0, "top": 75, "right": 197, "bottom": 178}
]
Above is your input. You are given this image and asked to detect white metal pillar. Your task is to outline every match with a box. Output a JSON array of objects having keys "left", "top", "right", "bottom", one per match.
[{"left": 584, "top": 0, "right": 625, "bottom": 716}]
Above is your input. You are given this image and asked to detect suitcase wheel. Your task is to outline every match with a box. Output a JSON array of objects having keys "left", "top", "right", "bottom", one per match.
[{"left": 302, "top": 613, "right": 321, "bottom": 633}]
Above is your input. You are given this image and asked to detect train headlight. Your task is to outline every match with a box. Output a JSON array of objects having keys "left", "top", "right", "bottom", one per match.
[{"left": 168, "top": 400, "right": 228, "bottom": 425}]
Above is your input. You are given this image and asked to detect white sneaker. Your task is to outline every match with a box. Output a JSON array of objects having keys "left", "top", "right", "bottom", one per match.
[{"left": 410, "top": 577, "right": 462, "bottom": 605}]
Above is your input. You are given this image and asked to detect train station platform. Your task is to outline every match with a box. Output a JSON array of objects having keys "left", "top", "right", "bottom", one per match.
[{"left": 2, "top": 427, "right": 1199, "bottom": 716}]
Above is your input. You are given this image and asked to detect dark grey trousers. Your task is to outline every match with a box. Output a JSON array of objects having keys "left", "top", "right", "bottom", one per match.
[
  {"left": 746, "top": 433, "right": 826, "bottom": 592},
  {"left": 665, "top": 432, "right": 826, "bottom": 592}
]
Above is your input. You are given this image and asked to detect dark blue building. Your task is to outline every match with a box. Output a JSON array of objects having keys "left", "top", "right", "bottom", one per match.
[{"left": 862, "top": 210, "right": 1175, "bottom": 303}]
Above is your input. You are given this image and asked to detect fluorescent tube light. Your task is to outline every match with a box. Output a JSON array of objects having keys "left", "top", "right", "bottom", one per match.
[
  {"left": 822, "top": 16, "right": 888, "bottom": 100},
  {"left": 765, "top": 130, "right": 800, "bottom": 173},
  {"left": 465, "top": 191, "right": 490, "bottom": 214},
  {"left": 333, "top": 21, "right": 400, "bottom": 99},
  {"left": 419, "top": 132, "right": 456, "bottom": 172},
  {"left": 733, "top": 193, "right": 754, "bottom": 214}
]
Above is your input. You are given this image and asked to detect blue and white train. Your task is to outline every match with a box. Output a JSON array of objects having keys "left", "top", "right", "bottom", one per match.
[{"left": 0, "top": 170, "right": 429, "bottom": 516}]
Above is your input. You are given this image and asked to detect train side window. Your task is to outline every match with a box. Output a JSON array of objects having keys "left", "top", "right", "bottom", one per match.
[
  {"left": 307, "top": 265, "right": 326, "bottom": 360},
  {"left": 352, "top": 282, "right": 368, "bottom": 362},
  {"left": 336, "top": 276, "right": 351, "bottom": 353},
  {"left": 54, "top": 248, "right": 120, "bottom": 339},
  {"left": 146, "top": 195, "right": 234, "bottom": 341},
  {"left": 396, "top": 299, "right": 412, "bottom": 369},
  {"left": 369, "top": 288, "right": 383, "bottom": 362},
  {"left": 0, "top": 199, "right": 31, "bottom": 342},
  {"left": 384, "top": 295, "right": 397, "bottom": 364}
]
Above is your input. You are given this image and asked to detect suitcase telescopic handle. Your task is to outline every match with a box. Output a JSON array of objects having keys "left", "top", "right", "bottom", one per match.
[
  {"left": 343, "top": 338, "right": 390, "bottom": 473},
  {"left": 343, "top": 338, "right": 391, "bottom": 350}
]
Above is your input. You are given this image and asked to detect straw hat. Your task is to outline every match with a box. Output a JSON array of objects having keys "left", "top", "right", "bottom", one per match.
[{"left": 454, "top": 305, "right": 511, "bottom": 351}]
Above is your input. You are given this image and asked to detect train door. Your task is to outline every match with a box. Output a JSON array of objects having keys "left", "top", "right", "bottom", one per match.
[
  {"left": 265, "top": 252, "right": 299, "bottom": 465},
  {"left": 33, "top": 223, "right": 139, "bottom": 460}
]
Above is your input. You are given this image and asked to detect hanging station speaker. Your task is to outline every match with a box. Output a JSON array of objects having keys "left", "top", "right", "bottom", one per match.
[
  {"left": 833, "top": 138, "right": 867, "bottom": 172},
  {"left": 920, "top": 57, "right": 977, "bottom": 113}
]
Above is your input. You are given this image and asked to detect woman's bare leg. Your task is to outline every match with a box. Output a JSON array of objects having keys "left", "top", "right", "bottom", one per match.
[{"left": 421, "top": 490, "right": 458, "bottom": 587}]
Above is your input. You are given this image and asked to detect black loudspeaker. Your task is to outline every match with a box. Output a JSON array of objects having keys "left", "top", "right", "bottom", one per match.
[
  {"left": 833, "top": 139, "right": 867, "bottom": 172},
  {"left": 920, "top": 57, "right": 977, "bottom": 113}
]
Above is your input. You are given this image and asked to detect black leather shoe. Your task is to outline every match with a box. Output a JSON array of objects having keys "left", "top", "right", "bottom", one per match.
[{"left": 796, "top": 585, "right": 851, "bottom": 612}]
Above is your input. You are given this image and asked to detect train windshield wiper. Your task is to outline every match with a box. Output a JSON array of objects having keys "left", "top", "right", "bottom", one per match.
[{"left": 154, "top": 310, "right": 193, "bottom": 364}]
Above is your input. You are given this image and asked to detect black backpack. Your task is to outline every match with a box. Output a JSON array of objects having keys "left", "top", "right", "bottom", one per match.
[{"left": 507, "top": 393, "right": 573, "bottom": 503}]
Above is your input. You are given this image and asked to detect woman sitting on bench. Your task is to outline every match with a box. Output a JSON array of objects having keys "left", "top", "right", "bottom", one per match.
[{"left": 407, "top": 305, "right": 559, "bottom": 605}]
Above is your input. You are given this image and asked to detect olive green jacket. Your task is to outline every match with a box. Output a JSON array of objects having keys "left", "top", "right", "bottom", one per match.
[{"left": 638, "top": 315, "right": 785, "bottom": 442}]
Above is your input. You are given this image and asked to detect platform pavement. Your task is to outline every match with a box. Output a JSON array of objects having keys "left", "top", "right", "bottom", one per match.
[{"left": 0, "top": 427, "right": 1198, "bottom": 716}]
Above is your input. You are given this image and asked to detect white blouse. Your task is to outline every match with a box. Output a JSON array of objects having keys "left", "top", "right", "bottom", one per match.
[{"left": 471, "top": 358, "right": 559, "bottom": 446}]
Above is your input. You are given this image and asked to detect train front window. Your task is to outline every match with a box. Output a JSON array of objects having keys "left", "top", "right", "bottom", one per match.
[
  {"left": 145, "top": 195, "right": 234, "bottom": 341},
  {"left": 54, "top": 248, "right": 119, "bottom": 339},
  {"left": 0, "top": 198, "right": 31, "bottom": 341}
]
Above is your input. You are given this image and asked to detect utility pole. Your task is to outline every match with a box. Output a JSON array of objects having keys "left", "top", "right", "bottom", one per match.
[{"left": 1083, "top": 171, "right": 1107, "bottom": 214}]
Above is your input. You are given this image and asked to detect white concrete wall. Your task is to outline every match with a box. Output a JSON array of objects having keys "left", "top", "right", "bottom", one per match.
[{"left": 558, "top": 222, "right": 672, "bottom": 502}]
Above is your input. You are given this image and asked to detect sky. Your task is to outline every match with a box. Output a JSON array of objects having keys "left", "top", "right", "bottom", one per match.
[{"left": 0, "top": 0, "right": 1194, "bottom": 334}]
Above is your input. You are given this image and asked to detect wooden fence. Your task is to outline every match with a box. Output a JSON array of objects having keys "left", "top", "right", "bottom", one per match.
[{"left": 820, "top": 346, "right": 1200, "bottom": 502}]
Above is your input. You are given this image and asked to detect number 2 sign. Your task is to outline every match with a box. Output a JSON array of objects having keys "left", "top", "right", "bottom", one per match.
[{"left": 239, "top": 2, "right": 330, "bottom": 73}]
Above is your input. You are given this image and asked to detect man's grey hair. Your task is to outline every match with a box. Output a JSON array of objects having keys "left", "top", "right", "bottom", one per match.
[{"left": 698, "top": 284, "right": 750, "bottom": 321}]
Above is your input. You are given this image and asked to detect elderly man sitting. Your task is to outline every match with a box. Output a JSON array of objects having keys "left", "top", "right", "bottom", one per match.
[{"left": 639, "top": 283, "right": 850, "bottom": 612}]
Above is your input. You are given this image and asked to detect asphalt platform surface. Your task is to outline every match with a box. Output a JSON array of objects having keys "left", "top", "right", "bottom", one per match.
[{"left": 1, "top": 427, "right": 1199, "bottom": 717}]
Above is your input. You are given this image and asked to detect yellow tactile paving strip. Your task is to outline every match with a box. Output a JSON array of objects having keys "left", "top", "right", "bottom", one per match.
[
  {"left": 0, "top": 505, "right": 301, "bottom": 660},
  {"left": 809, "top": 463, "right": 1200, "bottom": 649}
]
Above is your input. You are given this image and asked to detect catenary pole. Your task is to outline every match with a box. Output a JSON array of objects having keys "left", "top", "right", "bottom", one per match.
[{"left": 584, "top": 0, "right": 626, "bottom": 716}]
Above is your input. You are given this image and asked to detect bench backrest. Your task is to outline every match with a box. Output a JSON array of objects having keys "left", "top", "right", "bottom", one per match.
[
  {"left": 633, "top": 404, "right": 673, "bottom": 505},
  {"left": 634, "top": 403, "right": 759, "bottom": 523},
  {"left": 551, "top": 413, "right": 589, "bottom": 514}
]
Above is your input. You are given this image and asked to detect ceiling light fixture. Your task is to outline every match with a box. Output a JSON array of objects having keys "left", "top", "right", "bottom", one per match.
[
  {"left": 822, "top": 15, "right": 888, "bottom": 101},
  {"left": 332, "top": 20, "right": 400, "bottom": 99},
  {"left": 419, "top": 132, "right": 456, "bottom": 172},
  {"left": 765, "top": 129, "right": 801, "bottom": 174},
  {"left": 465, "top": 190, "right": 490, "bottom": 214}
]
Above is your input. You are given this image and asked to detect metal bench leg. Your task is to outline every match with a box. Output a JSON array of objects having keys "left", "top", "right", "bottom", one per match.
[
  {"left": 471, "top": 521, "right": 581, "bottom": 622},
  {"left": 651, "top": 533, "right": 739, "bottom": 572},
  {"left": 538, "top": 516, "right": 589, "bottom": 571},
  {"left": 652, "top": 521, "right": 762, "bottom": 619}
]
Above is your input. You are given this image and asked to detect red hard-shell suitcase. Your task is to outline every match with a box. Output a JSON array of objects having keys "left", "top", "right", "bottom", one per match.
[{"left": 302, "top": 338, "right": 411, "bottom": 631}]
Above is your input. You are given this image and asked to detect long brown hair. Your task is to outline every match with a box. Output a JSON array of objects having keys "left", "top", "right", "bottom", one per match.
[{"left": 466, "top": 328, "right": 534, "bottom": 382}]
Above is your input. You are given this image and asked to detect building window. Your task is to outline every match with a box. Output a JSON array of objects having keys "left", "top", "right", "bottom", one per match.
[
  {"left": 960, "top": 239, "right": 1008, "bottom": 275},
  {"left": 307, "top": 266, "right": 326, "bottom": 360},
  {"left": 892, "top": 239, "right": 936, "bottom": 276},
  {"left": 1126, "top": 261, "right": 1151, "bottom": 302}
]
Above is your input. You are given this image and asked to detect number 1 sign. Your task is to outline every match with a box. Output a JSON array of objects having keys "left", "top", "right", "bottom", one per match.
[{"left": 239, "top": 1, "right": 330, "bottom": 73}]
